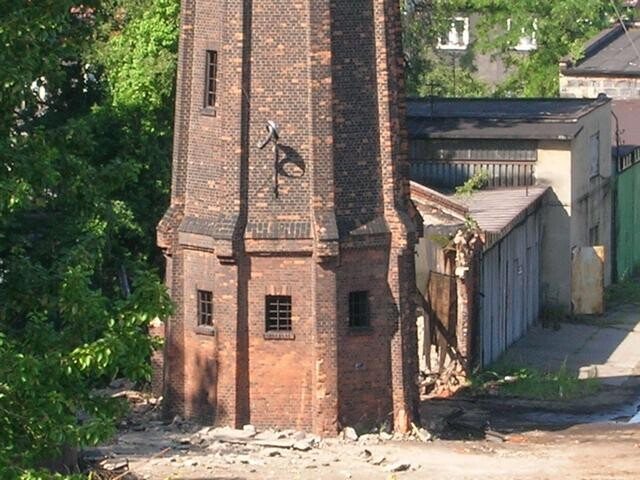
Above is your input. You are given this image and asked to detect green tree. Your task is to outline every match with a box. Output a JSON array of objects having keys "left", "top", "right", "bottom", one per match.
[
  {"left": 0, "top": 0, "right": 178, "bottom": 475},
  {"left": 403, "top": 0, "right": 489, "bottom": 97},
  {"left": 469, "top": 0, "right": 628, "bottom": 96},
  {"left": 404, "top": 0, "right": 632, "bottom": 97}
]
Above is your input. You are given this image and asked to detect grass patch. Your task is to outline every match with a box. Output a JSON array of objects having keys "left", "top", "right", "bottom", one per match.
[
  {"left": 470, "top": 362, "right": 601, "bottom": 400},
  {"left": 605, "top": 276, "right": 640, "bottom": 305}
]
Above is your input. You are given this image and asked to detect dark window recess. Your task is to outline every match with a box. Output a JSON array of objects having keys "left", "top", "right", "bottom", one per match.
[
  {"left": 265, "top": 295, "right": 292, "bottom": 332},
  {"left": 197, "top": 290, "right": 213, "bottom": 326},
  {"left": 204, "top": 50, "right": 218, "bottom": 108},
  {"left": 589, "top": 225, "right": 600, "bottom": 246},
  {"left": 349, "top": 291, "right": 370, "bottom": 328}
]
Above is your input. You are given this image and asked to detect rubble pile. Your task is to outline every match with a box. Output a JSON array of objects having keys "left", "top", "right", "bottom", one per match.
[{"left": 85, "top": 415, "right": 436, "bottom": 479}]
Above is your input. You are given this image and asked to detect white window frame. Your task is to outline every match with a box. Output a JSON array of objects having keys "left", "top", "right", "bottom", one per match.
[
  {"left": 507, "top": 18, "right": 538, "bottom": 52},
  {"left": 438, "top": 17, "right": 470, "bottom": 51}
]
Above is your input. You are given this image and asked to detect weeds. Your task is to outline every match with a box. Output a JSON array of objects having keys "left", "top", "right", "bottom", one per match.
[
  {"left": 470, "top": 361, "right": 600, "bottom": 400},
  {"left": 455, "top": 170, "right": 490, "bottom": 196},
  {"left": 540, "top": 302, "right": 567, "bottom": 330},
  {"left": 605, "top": 276, "right": 640, "bottom": 305}
]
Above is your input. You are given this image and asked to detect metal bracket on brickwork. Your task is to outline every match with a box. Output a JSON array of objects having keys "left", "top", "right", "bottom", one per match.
[{"left": 257, "top": 120, "right": 281, "bottom": 199}]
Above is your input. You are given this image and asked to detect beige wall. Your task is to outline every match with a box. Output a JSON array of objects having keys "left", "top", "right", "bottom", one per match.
[
  {"left": 536, "top": 141, "right": 573, "bottom": 305},
  {"left": 560, "top": 74, "right": 640, "bottom": 100},
  {"left": 535, "top": 103, "right": 613, "bottom": 309},
  {"left": 571, "top": 103, "right": 613, "bottom": 287}
]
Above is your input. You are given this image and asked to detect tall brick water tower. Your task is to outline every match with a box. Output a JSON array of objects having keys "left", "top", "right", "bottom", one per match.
[{"left": 157, "top": 0, "right": 419, "bottom": 435}]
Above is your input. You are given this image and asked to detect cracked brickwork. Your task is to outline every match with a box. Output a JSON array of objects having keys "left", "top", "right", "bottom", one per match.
[{"left": 157, "top": 0, "right": 419, "bottom": 435}]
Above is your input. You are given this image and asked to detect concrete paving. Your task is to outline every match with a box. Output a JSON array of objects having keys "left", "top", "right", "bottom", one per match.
[{"left": 500, "top": 303, "right": 640, "bottom": 386}]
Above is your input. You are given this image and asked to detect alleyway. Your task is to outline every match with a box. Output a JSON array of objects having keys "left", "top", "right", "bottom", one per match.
[{"left": 501, "top": 302, "right": 640, "bottom": 386}]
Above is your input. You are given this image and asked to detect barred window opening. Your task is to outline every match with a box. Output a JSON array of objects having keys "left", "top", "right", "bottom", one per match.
[
  {"left": 197, "top": 290, "right": 213, "bottom": 326},
  {"left": 265, "top": 295, "right": 292, "bottom": 332},
  {"left": 205, "top": 50, "right": 218, "bottom": 108}
]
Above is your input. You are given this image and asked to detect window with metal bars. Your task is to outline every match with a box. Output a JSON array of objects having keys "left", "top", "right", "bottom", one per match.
[
  {"left": 349, "top": 291, "right": 370, "bottom": 328},
  {"left": 265, "top": 295, "right": 292, "bottom": 332},
  {"left": 204, "top": 50, "right": 218, "bottom": 109},
  {"left": 197, "top": 290, "right": 213, "bottom": 327}
]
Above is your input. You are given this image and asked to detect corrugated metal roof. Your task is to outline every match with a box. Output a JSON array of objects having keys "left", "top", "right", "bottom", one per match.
[
  {"left": 453, "top": 187, "right": 549, "bottom": 235},
  {"left": 410, "top": 182, "right": 549, "bottom": 244}
]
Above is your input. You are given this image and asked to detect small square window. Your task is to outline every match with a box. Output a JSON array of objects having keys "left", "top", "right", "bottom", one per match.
[
  {"left": 349, "top": 291, "right": 370, "bottom": 328},
  {"left": 197, "top": 290, "right": 213, "bottom": 327},
  {"left": 265, "top": 295, "right": 292, "bottom": 332}
]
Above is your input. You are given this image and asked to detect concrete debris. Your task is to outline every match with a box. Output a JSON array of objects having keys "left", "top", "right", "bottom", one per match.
[
  {"left": 102, "top": 459, "right": 129, "bottom": 471},
  {"left": 343, "top": 427, "right": 359, "bottom": 441},
  {"left": 255, "top": 430, "right": 286, "bottom": 441},
  {"left": 243, "top": 424, "right": 257, "bottom": 435},
  {"left": 359, "top": 449, "right": 372, "bottom": 460},
  {"left": 292, "top": 431, "right": 307, "bottom": 441},
  {"left": 385, "top": 462, "right": 411, "bottom": 472},
  {"left": 486, "top": 430, "right": 507, "bottom": 443},
  {"left": 578, "top": 365, "right": 599, "bottom": 380},
  {"left": 253, "top": 439, "right": 296, "bottom": 449},
  {"left": 293, "top": 440, "right": 314, "bottom": 451},
  {"left": 379, "top": 431, "right": 393, "bottom": 441},
  {"left": 357, "top": 434, "right": 380, "bottom": 445},
  {"left": 262, "top": 448, "right": 282, "bottom": 457},
  {"left": 371, "top": 455, "right": 386, "bottom": 466}
]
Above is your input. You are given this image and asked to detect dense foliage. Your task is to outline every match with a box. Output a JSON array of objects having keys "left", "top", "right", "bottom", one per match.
[
  {"left": 0, "top": 0, "right": 178, "bottom": 476},
  {"left": 404, "top": 0, "right": 633, "bottom": 97}
]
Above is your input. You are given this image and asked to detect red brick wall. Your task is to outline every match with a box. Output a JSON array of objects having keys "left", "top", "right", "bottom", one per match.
[
  {"left": 246, "top": 255, "right": 314, "bottom": 430},
  {"left": 337, "top": 248, "right": 394, "bottom": 429},
  {"left": 158, "top": 0, "right": 419, "bottom": 434}
]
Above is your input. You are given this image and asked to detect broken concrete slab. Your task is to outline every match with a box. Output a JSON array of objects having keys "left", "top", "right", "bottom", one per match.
[
  {"left": 385, "top": 462, "right": 410, "bottom": 472},
  {"left": 293, "top": 440, "right": 313, "bottom": 452},
  {"left": 253, "top": 439, "right": 296, "bottom": 449}
]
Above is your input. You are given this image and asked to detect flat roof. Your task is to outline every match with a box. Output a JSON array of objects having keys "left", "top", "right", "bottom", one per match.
[
  {"left": 407, "top": 97, "right": 610, "bottom": 140},
  {"left": 562, "top": 24, "right": 640, "bottom": 77}
]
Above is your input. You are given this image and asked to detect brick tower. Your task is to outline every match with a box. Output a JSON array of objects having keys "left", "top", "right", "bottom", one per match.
[{"left": 157, "top": 0, "right": 419, "bottom": 435}]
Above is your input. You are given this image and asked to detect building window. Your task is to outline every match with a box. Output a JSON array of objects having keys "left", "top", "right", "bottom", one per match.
[
  {"left": 197, "top": 290, "right": 213, "bottom": 326},
  {"left": 507, "top": 19, "right": 538, "bottom": 51},
  {"left": 349, "top": 291, "right": 370, "bottom": 328},
  {"left": 590, "top": 133, "right": 600, "bottom": 178},
  {"left": 438, "top": 17, "right": 469, "bottom": 50},
  {"left": 265, "top": 295, "right": 292, "bottom": 332},
  {"left": 204, "top": 50, "right": 218, "bottom": 109}
]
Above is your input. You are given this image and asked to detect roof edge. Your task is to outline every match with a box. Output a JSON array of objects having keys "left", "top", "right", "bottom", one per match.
[
  {"left": 409, "top": 181, "right": 469, "bottom": 219},
  {"left": 560, "top": 23, "right": 626, "bottom": 69}
]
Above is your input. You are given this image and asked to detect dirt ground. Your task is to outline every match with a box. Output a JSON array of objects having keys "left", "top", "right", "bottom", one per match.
[
  {"left": 89, "top": 390, "right": 640, "bottom": 480},
  {"left": 92, "top": 297, "right": 640, "bottom": 480},
  {"left": 92, "top": 421, "right": 640, "bottom": 480}
]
